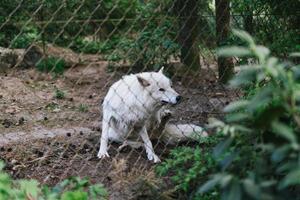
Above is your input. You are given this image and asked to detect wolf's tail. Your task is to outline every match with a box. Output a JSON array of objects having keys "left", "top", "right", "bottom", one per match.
[{"left": 161, "top": 123, "right": 208, "bottom": 145}]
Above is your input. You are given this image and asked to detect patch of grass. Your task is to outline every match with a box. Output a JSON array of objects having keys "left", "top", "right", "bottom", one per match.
[
  {"left": 54, "top": 89, "right": 65, "bottom": 99},
  {"left": 45, "top": 102, "right": 59, "bottom": 111},
  {"left": 36, "top": 56, "right": 66, "bottom": 75},
  {"left": 78, "top": 104, "right": 88, "bottom": 112}
]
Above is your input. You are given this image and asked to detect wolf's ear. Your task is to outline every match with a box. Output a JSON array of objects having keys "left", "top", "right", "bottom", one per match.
[
  {"left": 158, "top": 67, "right": 164, "bottom": 74},
  {"left": 137, "top": 76, "right": 150, "bottom": 87}
]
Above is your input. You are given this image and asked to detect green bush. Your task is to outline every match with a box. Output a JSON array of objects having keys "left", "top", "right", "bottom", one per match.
[
  {"left": 0, "top": 0, "right": 138, "bottom": 48},
  {"left": 36, "top": 56, "right": 66, "bottom": 75},
  {"left": 108, "top": 21, "right": 179, "bottom": 71},
  {"left": 156, "top": 135, "right": 222, "bottom": 199},
  {"left": 70, "top": 37, "right": 120, "bottom": 54},
  {"left": 11, "top": 26, "right": 40, "bottom": 49},
  {"left": 107, "top": 1, "right": 180, "bottom": 71},
  {"left": 0, "top": 161, "right": 108, "bottom": 200},
  {"left": 157, "top": 30, "right": 300, "bottom": 200},
  {"left": 198, "top": 30, "right": 300, "bottom": 200},
  {"left": 231, "top": 0, "right": 299, "bottom": 55}
]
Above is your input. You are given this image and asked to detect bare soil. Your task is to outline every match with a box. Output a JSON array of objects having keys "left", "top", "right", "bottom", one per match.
[{"left": 0, "top": 54, "right": 239, "bottom": 199}]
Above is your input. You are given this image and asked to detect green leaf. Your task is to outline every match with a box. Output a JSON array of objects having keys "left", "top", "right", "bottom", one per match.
[
  {"left": 233, "top": 125, "right": 252, "bottom": 133},
  {"left": 266, "top": 57, "right": 279, "bottom": 77},
  {"left": 0, "top": 173, "right": 11, "bottom": 187},
  {"left": 198, "top": 175, "right": 222, "bottom": 194},
  {"left": 61, "top": 190, "right": 88, "bottom": 200},
  {"left": 0, "top": 162, "right": 4, "bottom": 171},
  {"left": 18, "top": 179, "right": 40, "bottom": 199},
  {"left": 89, "top": 184, "right": 108, "bottom": 199},
  {"left": 224, "top": 100, "right": 249, "bottom": 113},
  {"left": 290, "top": 52, "right": 300, "bottom": 57},
  {"left": 217, "top": 46, "right": 252, "bottom": 57},
  {"left": 219, "top": 175, "right": 233, "bottom": 188},
  {"left": 213, "top": 137, "right": 233, "bottom": 158},
  {"left": 243, "top": 179, "right": 260, "bottom": 199},
  {"left": 226, "top": 113, "right": 250, "bottom": 123},
  {"left": 52, "top": 179, "right": 70, "bottom": 194},
  {"left": 271, "top": 122, "right": 297, "bottom": 144},
  {"left": 232, "top": 29, "right": 255, "bottom": 46},
  {"left": 271, "top": 145, "right": 290, "bottom": 163},
  {"left": 220, "top": 152, "right": 238, "bottom": 170},
  {"left": 223, "top": 180, "right": 241, "bottom": 200},
  {"left": 260, "top": 180, "right": 277, "bottom": 188},
  {"left": 74, "top": 177, "right": 89, "bottom": 188},
  {"left": 229, "top": 67, "right": 259, "bottom": 87},
  {"left": 276, "top": 162, "right": 297, "bottom": 173},
  {"left": 225, "top": 112, "right": 250, "bottom": 123},
  {"left": 278, "top": 169, "right": 300, "bottom": 189},
  {"left": 248, "top": 85, "right": 273, "bottom": 112},
  {"left": 254, "top": 45, "right": 270, "bottom": 61},
  {"left": 207, "top": 118, "right": 225, "bottom": 128}
]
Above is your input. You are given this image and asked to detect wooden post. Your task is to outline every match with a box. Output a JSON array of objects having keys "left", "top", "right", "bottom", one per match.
[
  {"left": 174, "top": 0, "right": 201, "bottom": 71},
  {"left": 216, "top": 0, "right": 234, "bottom": 83}
]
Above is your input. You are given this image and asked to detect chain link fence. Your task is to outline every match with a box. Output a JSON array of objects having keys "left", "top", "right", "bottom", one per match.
[{"left": 0, "top": 0, "right": 298, "bottom": 199}]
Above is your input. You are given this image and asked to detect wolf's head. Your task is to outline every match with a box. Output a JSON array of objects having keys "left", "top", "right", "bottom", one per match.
[{"left": 136, "top": 67, "right": 181, "bottom": 106}]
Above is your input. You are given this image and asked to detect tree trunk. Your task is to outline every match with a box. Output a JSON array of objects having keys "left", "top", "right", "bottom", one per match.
[
  {"left": 174, "top": 0, "right": 201, "bottom": 71},
  {"left": 216, "top": 0, "right": 234, "bottom": 83}
]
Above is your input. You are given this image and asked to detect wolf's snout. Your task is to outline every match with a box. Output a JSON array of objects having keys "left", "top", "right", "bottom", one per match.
[
  {"left": 161, "top": 95, "right": 181, "bottom": 105},
  {"left": 168, "top": 95, "right": 182, "bottom": 105},
  {"left": 176, "top": 95, "right": 182, "bottom": 103}
]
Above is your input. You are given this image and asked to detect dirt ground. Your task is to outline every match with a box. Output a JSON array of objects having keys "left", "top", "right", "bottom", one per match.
[{"left": 0, "top": 55, "right": 239, "bottom": 199}]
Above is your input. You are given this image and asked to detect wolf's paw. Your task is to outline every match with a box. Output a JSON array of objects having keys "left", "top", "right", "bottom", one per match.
[
  {"left": 97, "top": 150, "right": 110, "bottom": 159},
  {"left": 147, "top": 153, "right": 161, "bottom": 163},
  {"left": 161, "top": 109, "right": 172, "bottom": 118},
  {"left": 153, "top": 154, "right": 161, "bottom": 163}
]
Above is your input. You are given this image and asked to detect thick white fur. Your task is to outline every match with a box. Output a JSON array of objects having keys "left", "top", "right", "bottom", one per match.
[
  {"left": 162, "top": 124, "right": 208, "bottom": 144},
  {"left": 97, "top": 68, "right": 180, "bottom": 163}
]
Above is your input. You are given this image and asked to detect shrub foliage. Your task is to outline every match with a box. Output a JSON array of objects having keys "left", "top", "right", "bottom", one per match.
[
  {"left": 0, "top": 161, "right": 108, "bottom": 200},
  {"left": 198, "top": 30, "right": 300, "bottom": 200},
  {"left": 157, "top": 30, "right": 300, "bottom": 200}
]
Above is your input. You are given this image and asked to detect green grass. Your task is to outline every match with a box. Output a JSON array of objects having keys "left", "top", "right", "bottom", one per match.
[
  {"left": 54, "top": 89, "right": 65, "bottom": 99},
  {"left": 78, "top": 104, "right": 89, "bottom": 112},
  {"left": 36, "top": 56, "right": 66, "bottom": 75}
]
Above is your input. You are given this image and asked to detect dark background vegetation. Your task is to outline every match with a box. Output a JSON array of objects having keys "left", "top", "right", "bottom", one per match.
[
  {"left": 0, "top": 0, "right": 299, "bottom": 74},
  {"left": 0, "top": 0, "right": 299, "bottom": 199}
]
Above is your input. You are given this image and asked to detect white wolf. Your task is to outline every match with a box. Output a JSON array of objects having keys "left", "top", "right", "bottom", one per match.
[{"left": 97, "top": 68, "right": 207, "bottom": 163}]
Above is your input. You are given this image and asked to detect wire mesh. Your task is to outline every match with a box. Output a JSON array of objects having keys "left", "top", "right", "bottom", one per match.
[{"left": 0, "top": 0, "right": 297, "bottom": 199}]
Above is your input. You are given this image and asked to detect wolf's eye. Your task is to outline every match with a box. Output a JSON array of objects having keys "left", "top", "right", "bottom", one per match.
[{"left": 159, "top": 88, "right": 165, "bottom": 92}]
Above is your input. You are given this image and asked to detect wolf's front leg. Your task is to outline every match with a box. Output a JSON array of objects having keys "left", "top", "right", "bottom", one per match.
[
  {"left": 139, "top": 126, "right": 161, "bottom": 163},
  {"left": 97, "top": 120, "right": 110, "bottom": 158}
]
